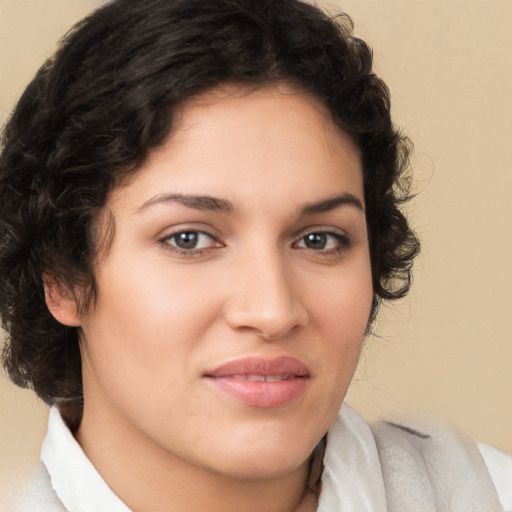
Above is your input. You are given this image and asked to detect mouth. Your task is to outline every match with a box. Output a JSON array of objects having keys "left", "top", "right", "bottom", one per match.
[
  {"left": 228, "top": 374, "right": 300, "bottom": 382},
  {"left": 204, "top": 356, "right": 310, "bottom": 408}
]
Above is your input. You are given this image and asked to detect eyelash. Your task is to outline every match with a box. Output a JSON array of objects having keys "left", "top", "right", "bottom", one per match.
[
  {"left": 293, "top": 231, "right": 351, "bottom": 254},
  {"left": 158, "top": 229, "right": 351, "bottom": 257}
]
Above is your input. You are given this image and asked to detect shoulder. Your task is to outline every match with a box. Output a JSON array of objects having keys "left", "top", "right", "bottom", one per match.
[
  {"left": 371, "top": 418, "right": 510, "bottom": 512},
  {"left": 8, "top": 463, "right": 67, "bottom": 512}
]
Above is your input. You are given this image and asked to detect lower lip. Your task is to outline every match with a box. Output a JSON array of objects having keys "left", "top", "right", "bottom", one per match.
[{"left": 206, "top": 377, "right": 309, "bottom": 408}]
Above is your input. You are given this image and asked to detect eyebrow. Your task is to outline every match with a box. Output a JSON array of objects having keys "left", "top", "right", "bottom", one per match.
[
  {"left": 137, "top": 192, "right": 363, "bottom": 215},
  {"left": 298, "top": 193, "right": 364, "bottom": 215},
  {"left": 138, "top": 193, "right": 234, "bottom": 213}
]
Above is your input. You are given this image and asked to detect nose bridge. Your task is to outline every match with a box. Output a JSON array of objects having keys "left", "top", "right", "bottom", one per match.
[{"left": 224, "top": 239, "right": 306, "bottom": 339}]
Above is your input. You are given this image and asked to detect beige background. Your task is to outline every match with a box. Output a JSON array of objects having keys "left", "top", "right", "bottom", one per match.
[{"left": 1, "top": 0, "right": 511, "bottom": 493}]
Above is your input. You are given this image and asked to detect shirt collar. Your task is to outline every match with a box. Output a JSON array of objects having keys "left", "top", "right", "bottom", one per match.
[{"left": 318, "top": 404, "right": 388, "bottom": 511}]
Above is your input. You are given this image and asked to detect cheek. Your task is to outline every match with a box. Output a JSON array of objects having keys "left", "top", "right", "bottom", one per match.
[
  {"left": 309, "top": 255, "right": 373, "bottom": 388},
  {"left": 80, "top": 259, "right": 222, "bottom": 401},
  {"left": 96, "top": 251, "right": 222, "bottom": 334},
  {"left": 292, "top": 271, "right": 372, "bottom": 444},
  {"left": 312, "top": 256, "right": 373, "bottom": 338}
]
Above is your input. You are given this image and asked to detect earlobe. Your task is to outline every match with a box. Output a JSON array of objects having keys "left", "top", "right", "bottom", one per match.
[{"left": 43, "top": 276, "right": 82, "bottom": 327}]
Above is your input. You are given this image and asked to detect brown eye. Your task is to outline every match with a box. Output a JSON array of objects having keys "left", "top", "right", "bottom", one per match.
[
  {"left": 174, "top": 231, "right": 200, "bottom": 249},
  {"left": 303, "top": 233, "right": 328, "bottom": 250}
]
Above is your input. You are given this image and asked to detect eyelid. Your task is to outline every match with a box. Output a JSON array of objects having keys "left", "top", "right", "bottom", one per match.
[
  {"left": 293, "top": 225, "right": 349, "bottom": 240},
  {"left": 156, "top": 222, "right": 221, "bottom": 241}
]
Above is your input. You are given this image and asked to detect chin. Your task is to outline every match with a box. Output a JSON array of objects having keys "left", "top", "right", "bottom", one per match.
[
  {"left": 204, "top": 406, "right": 336, "bottom": 480},
  {"left": 205, "top": 435, "right": 317, "bottom": 481}
]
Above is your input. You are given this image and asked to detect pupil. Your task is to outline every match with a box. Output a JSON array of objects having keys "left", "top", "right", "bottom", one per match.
[
  {"left": 305, "top": 233, "right": 326, "bottom": 249},
  {"left": 176, "top": 232, "right": 198, "bottom": 249}
]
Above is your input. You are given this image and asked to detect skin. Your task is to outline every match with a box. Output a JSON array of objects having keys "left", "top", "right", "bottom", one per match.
[{"left": 47, "top": 83, "right": 373, "bottom": 512}]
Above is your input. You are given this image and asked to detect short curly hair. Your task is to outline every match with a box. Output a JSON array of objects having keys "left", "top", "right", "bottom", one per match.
[{"left": 0, "top": 0, "right": 419, "bottom": 427}]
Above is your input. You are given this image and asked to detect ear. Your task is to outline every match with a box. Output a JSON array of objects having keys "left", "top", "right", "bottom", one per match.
[{"left": 43, "top": 276, "right": 82, "bottom": 327}]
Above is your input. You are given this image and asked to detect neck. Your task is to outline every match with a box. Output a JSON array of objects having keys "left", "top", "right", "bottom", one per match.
[{"left": 76, "top": 403, "right": 318, "bottom": 512}]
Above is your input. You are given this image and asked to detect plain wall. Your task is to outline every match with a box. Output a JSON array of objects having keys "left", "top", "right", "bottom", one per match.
[
  {"left": 337, "top": 0, "right": 512, "bottom": 452},
  {"left": 1, "top": 0, "right": 511, "bottom": 496}
]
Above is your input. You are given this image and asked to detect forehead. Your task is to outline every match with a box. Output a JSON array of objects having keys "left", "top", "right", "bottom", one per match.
[
  {"left": 109, "top": 83, "right": 363, "bottom": 214},
  {"left": 171, "top": 82, "right": 360, "bottom": 167}
]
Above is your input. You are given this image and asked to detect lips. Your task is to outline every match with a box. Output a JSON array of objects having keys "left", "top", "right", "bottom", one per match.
[
  {"left": 229, "top": 374, "right": 297, "bottom": 382},
  {"left": 204, "top": 356, "right": 310, "bottom": 408}
]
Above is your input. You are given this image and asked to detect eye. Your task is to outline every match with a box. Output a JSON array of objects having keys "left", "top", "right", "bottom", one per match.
[
  {"left": 161, "top": 230, "right": 221, "bottom": 253},
  {"left": 294, "top": 231, "right": 350, "bottom": 252}
]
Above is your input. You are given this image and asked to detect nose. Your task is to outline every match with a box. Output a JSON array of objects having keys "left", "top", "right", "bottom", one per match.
[{"left": 223, "top": 247, "right": 308, "bottom": 340}]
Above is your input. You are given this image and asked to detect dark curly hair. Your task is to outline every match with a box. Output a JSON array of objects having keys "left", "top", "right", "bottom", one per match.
[{"left": 0, "top": 0, "right": 419, "bottom": 427}]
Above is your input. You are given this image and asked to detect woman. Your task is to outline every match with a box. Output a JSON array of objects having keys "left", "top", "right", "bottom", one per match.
[{"left": 0, "top": 0, "right": 509, "bottom": 510}]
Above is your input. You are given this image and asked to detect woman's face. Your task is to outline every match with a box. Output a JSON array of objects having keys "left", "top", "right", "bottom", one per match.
[{"left": 77, "top": 84, "right": 373, "bottom": 480}]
